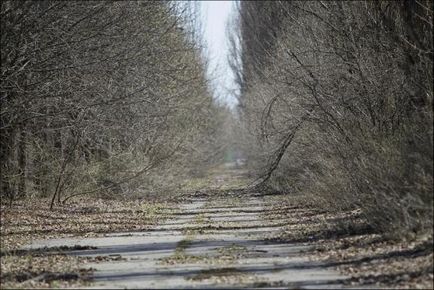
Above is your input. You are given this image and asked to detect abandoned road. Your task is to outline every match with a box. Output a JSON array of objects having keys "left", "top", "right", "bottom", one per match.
[{"left": 25, "top": 191, "right": 350, "bottom": 289}]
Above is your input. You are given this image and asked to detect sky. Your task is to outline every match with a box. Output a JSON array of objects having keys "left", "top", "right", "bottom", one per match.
[{"left": 198, "top": 1, "right": 238, "bottom": 109}]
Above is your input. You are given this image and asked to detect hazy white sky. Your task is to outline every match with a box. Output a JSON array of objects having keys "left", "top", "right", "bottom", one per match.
[{"left": 199, "top": 1, "right": 238, "bottom": 108}]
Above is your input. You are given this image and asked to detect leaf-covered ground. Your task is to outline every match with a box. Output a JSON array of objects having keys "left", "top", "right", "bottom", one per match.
[
  {"left": 1, "top": 165, "right": 433, "bottom": 289},
  {"left": 0, "top": 197, "right": 177, "bottom": 288},
  {"left": 262, "top": 195, "right": 434, "bottom": 289}
]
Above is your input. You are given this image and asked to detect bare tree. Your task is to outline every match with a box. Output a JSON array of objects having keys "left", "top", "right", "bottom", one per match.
[
  {"left": 1, "top": 1, "right": 227, "bottom": 208},
  {"left": 230, "top": 0, "right": 433, "bottom": 234}
]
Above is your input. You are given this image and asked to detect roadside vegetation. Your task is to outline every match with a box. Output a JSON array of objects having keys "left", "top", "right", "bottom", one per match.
[
  {"left": 229, "top": 0, "right": 432, "bottom": 242},
  {"left": 0, "top": 1, "right": 229, "bottom": 209}
]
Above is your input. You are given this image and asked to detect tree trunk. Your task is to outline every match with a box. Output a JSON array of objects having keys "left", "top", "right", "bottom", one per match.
[
  {"left": 0, "top": 126, "right": 16, "bottom": 206},
  {"left": 17, "top": 124, "right": 27, "bottom": 198}
]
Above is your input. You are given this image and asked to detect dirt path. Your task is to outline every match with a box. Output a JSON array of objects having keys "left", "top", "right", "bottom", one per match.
[{"left": 24, "top": 193, "right": 350, "bottom": 288}]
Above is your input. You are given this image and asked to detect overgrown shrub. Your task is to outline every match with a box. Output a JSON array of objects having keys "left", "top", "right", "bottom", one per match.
[
  {"left": 231, "top": 1, "right": 433, "bottom": 236},
  {"left": 1, "top": 1, "right": 228, "bottom": 207}
]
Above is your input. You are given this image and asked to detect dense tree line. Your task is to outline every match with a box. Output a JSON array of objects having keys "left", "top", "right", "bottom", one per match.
[
  {"left": 230, "top": 1, "right": 433, "bottom": 235},
  {"left": 1, "top": 1, "right": 227, "bottom": 208}
]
